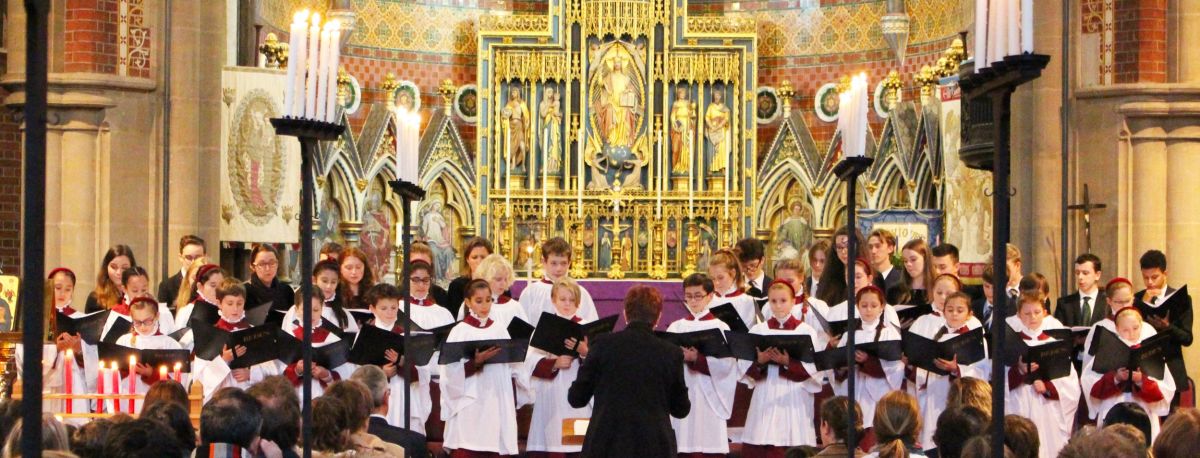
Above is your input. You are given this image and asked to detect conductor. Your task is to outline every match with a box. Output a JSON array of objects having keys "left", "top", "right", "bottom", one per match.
[{"left": 568, "top": 285, "right": 691, "bottom": 457}]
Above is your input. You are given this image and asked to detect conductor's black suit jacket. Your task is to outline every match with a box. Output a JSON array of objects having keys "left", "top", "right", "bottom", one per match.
[{"left": 568, "top": 320, "right": 691, "bottom": 458}]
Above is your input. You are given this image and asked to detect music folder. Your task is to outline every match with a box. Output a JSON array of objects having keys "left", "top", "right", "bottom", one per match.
[
  {"left": 708, "top": 303, "right": 749, "bottom": 333},
  {"left": 278, "top": 336, "right": 351, "bottom": 369},
  {"left": 654, "top": 328, "right": 732, "bottom": 358},
  {"left": 225, "top": 326, "right": 283, "bottom": 369},
  {"left": 725, "top": 332, "right": 815, "bottom": 363},
  {"left": 1089, "top": 328, "right": 1169, "bottom": 380},
  {"left": 1003, "top": 332, "right": 1073, "bottom": 381},
  {"left": 1139, "top": 285, "right": 1189, "bottom": 320},
  {"left": 55, "top": 310, "right": 109, "bottom": 345},
  {"left": 100, "top": 316, "right": 132, "bottom": 345},
  {"left": 348, "top": 324, "right": 438, "bottom": 367},
  {"left": 529, "top": 313, "right": 619, "bottom": 356},
  {"left": 244, "top": 301, "right": 273, "bottom": 327},
  {"left": 894, "top": 304, "right": 933, "bottom": 324},
  {"left": 507, "top": 317, "right": 535, "bottom": 340},
  {"left": 345, "top": 309, "right": 375, "bottom": 329},
  {"left": 438, "top": 338, "right": 530, "bottom": 365},
  {"left": 187, "top": 301, "right": 221, "bottom": 328},
  {"left": 98, "top": 342, "right": 192, "bottom": 372},
  {"left": 809, "top": 308, "right": 849, "bottom": 337},
  {"left": 813, "top": 340, "right": 903, "bottom": 371},
  {"left": 902, "top": 327, "right": 987, "bottom": 376}
]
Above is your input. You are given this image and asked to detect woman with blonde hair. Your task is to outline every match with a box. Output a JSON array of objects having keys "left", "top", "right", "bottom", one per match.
[
  {"left": 458, "top": 253, "right": 529, "bottom": 326},
  {"left": 866, "top": 390, "right": 922, "bottom": 458},
  {"left": 172, "top": 257, "right": 211, "bottom": 313}
]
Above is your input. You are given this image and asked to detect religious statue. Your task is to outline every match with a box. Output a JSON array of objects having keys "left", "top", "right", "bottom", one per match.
[
  {"left": 540, "top": 86, "right": 562, "bottom": 173},
  {"left": 705, "top": 89, "right": 731, "bottom": 174},
  {"left": 592, "top": 47, "right": 643, "bottom": 148},
  {"left": 670, "top": 87, "right": 695, "bottom": 174},
  {"left": 774, "top": 197, "right": 814, "bottom": 263},
  {"left": 503, "top": 87, "right": 531, "bottom": 171},
  {"left": 420, "top": 195, "right": 456, "bottom": 283}
]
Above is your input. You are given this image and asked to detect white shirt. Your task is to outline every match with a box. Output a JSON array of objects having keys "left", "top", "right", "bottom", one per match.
[{"left": 878, "top": 266, "right": 894, "bottom": 281}]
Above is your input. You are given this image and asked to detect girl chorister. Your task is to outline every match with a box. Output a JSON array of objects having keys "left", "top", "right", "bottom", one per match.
[
  {"left": 280, "top": 259, "right": 359, "bottom": 335},
  {"left": 85, "top": 245, "right": 136, "bottom": 313},
  {"left": 826, "top": 259, "right": 902, "bottom": 329},
  {"left": 339, "top": 247, "right": 375, "bottom": 311},
  {"left": 440, "top": 279, "right": 532, "bottom": 457},
  {"left": 708, "top": 249, "right": 758, "bottom": 330},
  {"left": 739, "top": 281, "right": 824, "bottom": 456},
  {"left": 172, "top": 263, "right": 223, "bottom": 350},
  {"left": 524, "top": 277, "right": 592, "bottom": 457},
  {"left": 192, "top": 279, "right": 279, "bottom": 401},
  {"left": 908, "top": 291, "right": 989, "bottom": 452},
  {"left": 279, "top": 289, "right": 354, "bottom": 400},
  {"left": 101, "top": 267, "right": 175, "bottom": 342},
  {"left": 1004, "top": 293, "right": 1080, "bottom": 458},
  {"left": 114, "top": 297, "right": 184, "bottom": 413},
  {"left": 36, "top": 268, "right": 93, "bottom": 425},
  {"left": 668, "top": 273, "right": 740, "bottom": 456},
  {"left": 775, "top": 258, "right": 830, "bottom": 344},
  {"left": 831, "top": 285, "right": 904, "bottom": 434},
  {"left": 458, "top": 254, "right": 529, "bottom": 326}
]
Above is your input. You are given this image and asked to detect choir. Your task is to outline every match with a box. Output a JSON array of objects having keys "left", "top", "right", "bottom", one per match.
[{"left": 22, "top": 230, "right": 1197, "bottom": 457}]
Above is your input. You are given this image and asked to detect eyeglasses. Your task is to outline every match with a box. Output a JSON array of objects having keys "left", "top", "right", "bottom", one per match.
[
  {"left": 132, "top": 318, "right": 157, "bottom": 328},
  {"left": 409, "top": 277, "right": 432, "bottom": 284},
  {"left": 684, "top": 293, "right": 709, "bottom": 301}
]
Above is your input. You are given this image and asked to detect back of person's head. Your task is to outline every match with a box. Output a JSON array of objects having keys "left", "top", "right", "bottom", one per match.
[
  {"left": 1154, "top": 408, "right": 1200, "bottom": 458},
  {"left": 947, "top": 376, "right": 992, "bottom": 419},
  {"left": 246, "top": 376, "right": 300, "bottom": 451},
  {"left": 0, "top": 399, "right": 23, "bottom": 451},
  {"left": 143, "top": 380, "right": 190, "bottom": 413},
  {"left": 735, "top": 238, "right": 766, "bottom": 262},
  {"left": 820, "top": 396, "right": 862, "bottom": 444},
  {"left": 200, "top": 387, "right": 262, "bottom": 448},
  {"left": 624, "top": 284, "right": 662, "bottom": 324},
  {"left": 3, "top": 414, "right": 71, "bottom": 456},
  {"left": 350, "top": 365, "right": 390, "bottom": 409},
  {"left": 1002, "top": 415, "right": 1038, "bottom": 458},
  {"left": 1061, "top": 426, "right": 1145, "bottom": 458},
  {"left": 873, "top": 390, "right": 920, "bottom": 458},
  {"left": 102, "top": 418, "right": 184, "bottom": 458},
  {"left": 932, "top": 406, "right": 989, "bottom": 458},
  {"left": 960, "top": 435, "right": 1015, "bottom": 458},
  {"left": 309, "top": 396, "right": 353, "bottom": 453},
  {"left": 140, "top": 400, "right": 196, "bottom": 452},
  {"left": 784, "top": 445, "right": 820, "bottom": 457},
  {"left": 70, "top": 418, "right": 114, "bottom": 458},
  {"left": 1105, "top": 424, "right": 1148, "bottom": 451},
  {"left": 1104, "top": 402, "right": 1152, "bottom": 447},
  {"left": 323, "top": 380, "right": 373, "bottom": 433}
]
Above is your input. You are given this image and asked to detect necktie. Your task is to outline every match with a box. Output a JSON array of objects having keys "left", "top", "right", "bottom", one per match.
[{"left": 1082, "top": 296, "right": 1092, "bottom": 324}]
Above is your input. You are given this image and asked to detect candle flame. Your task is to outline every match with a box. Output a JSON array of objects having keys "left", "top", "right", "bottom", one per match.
[
  {"left": 310, "top": 13, "right": 321, "bottom": 26},
  {"left": 174, "top": 362, "right": 182, "bottom": 370},
  {"left": 293, "top": 10, "right": 310, "bottom": 24}
]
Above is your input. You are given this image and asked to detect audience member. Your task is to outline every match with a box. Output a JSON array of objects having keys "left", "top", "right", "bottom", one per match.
[
  {"left": 349, "top": 365, "right": 428, "bottom": 457},
  {"left": 1153, "top": 408, "right": 1200, "bottom": 458},
  {"left": 1001, "top": 415, "right": 1038, "bottom": 458},
  {"left": 246, "top": 376, "right": 301, "bottom": 458},
  {"left": 197, "top": 387, "right": 281, "bottom": 458},
  {"left": 2, "top": 414, "right": 71, "bottom": 456},
  {"left": 959, "top": 436, "right": 1014, "bottom": 458},
  {"left": 1105, "top": 424, "right": 1147, "bottom": 452},
  {"left": 102, "top": 418, "right": 185, "bottom": 458},
  {"left": 139, "top": 401, "right": 196, "bottom": 453},
  {"left": 70, "top": 418, "right": 115, "bottom": 458},
  {"left": 945, "top": 377, "right": 992, "bottom": 420},
  {"left": 867, "top": 391, "right": 921, "bottom": 458},
  {"left": 143, "top": 380, "right": 191, "bottom": 413},
  {"left": 1058, "top": 426, "right": 1144, "bottom": 458},
  {"left": 931, "top": 406, "right": 988, "bottom": 458},
  {"left": 322, "top": 381, "right": 404, "bottom": 457},
  {"left": 308, "top": 397, "right": 358, "bottom": 457},
  {"left": 815, "top": 396, "right": 865, "bottom": 457},
  {"left": 1103, "top": 402, "right": 1152, "bottom": 448}
]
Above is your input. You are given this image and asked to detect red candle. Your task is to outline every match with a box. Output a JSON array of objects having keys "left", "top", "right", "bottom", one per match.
[
  {"left": 111, "top": 360, "right": 120, "bottom": 414},
  {"left": 173, "top": 362, "right": 182, "bottom": 383},
  {"left": 96, "top": 361, "right": 105, "bottom": 414},
  {"left": 128, "top": 355, "right": 137, "bottom": 413},
  {"left": 64, "top": 350, "right": 74, "bottom": 415},
  {"left": 158, "top": 365, "right": 167, "bottom": 383}
]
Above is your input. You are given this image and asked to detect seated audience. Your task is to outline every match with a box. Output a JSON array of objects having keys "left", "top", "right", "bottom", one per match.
[
  {"left": 197, "top": 387, "right": 280, "bottom": 458},
  {"left": 1103, "top": 402, "right": 1153, "bottom": 451},
  {"left": 1153, "top": 408, "right": 1200, "bottom": 458},
  {"left": 139, "top": 401, "right": 196, "bottom": 453},
  {"left": 102, "top": 418, "right": 186, "bottom": 458},
  {"left": 322, "top": 381, "right": 404, "bottom": 457},
  {"left": 931, "top": 406, "right": 988, "bottom": 458},
  {"left": 1002, "top": 415, "right": 1038, "bottom": 458},
  {"left": 349, "top": 365, "right": 428, "bottom": 458},
  {"left": 2, "top": 414, "right": 71, "bottom": 456},
  {"left": 815, "top": 396, "right": 865, "bottom": 457},
  {"left": 246, "top": 376, "right": 302, "bottom": 458},
  {"left": 143, "top": 380, "right": 191, "bottom": 413},
  {"left": 866, "top": 391, "right": 921, "bottom": 458}
]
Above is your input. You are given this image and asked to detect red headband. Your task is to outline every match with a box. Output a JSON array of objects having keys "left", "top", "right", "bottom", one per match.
[
  {"left": 1106, "top": 277, "right": 1134, "bottom": 292},
  {"left": 195, "top": 264, "right": 221, "bottom": 282},
  {"left": 128, "top": 296, "right": 159, "bottom": 311},
  {"left": 933, "top": 273, "right": 964, "bottom": 290},
  {"left": 766, "top": 279, "right": 796, "bottom": 298},
  {"left": 856, "top": 284, "right": 887, "bottom": 303},
  {"left": 47, "top": 267, "right": 75, "bottom": 280},
  {"left": 1114, "top": 306, "right": 1143, "bottom": 321}
]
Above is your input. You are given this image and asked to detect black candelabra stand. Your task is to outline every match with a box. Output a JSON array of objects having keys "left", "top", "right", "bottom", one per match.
[
  {"left": 387, "top": 179, "right": 426, "bottom": 431},
  {"left": 833, "top": 155, "right": 874, "bottom": 452},
  {"left": 959, "top": 52, "right": 1050, "bottom": 458},
  {"left": 270, "top": 117, "right": 345, "bottom": 458}
]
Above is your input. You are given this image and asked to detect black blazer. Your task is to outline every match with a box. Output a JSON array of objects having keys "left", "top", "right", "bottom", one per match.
[
  {"left": 156, "top": 271, "right": 184, "bottom": 311},
  {"left": 367, "top": 416, "right": 428, "bottom": 458},
  {"left": 1054, "top": 291, "right": 1106, "bottom": 328},
  {"left": 244, "top": 275, "right": 295, "bottom": 327},
  {"left": 971, "top": 297, "right": 994, "bottom": 328},
  {"left": 1135, "top": 286, "right": 1194, "bottom": 391},
  {"left": 568, "top": 321, "right": 690, "bottom": 457},
  {"left": 747, "top": 274, "right": 773, "bottom": 311}
]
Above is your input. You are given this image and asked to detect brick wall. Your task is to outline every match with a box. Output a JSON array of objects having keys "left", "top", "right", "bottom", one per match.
[
  {"left": 0, "top": 53, "right": 21, "bottom": 275},
  {"left": 64, "top": 0, "right": 120, "bottom": 74},
  {"left": 1114, "top": 0, "right": 1167, "bottom": 83}
]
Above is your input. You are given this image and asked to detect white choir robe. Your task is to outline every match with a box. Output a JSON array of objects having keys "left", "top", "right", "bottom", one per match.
[
  {"left": 383, "top": 300, "right": 456, "bottom": 434},
  {"left": 826, "top": 301, "right": 902, "bottom": 328},
  {"left": 830, "top": 318, "right": 905, "bottom": 428},
  {"left": 1080, "top": 323, "right": 1174, "bottom": 440},
  {"left": 712, "top": 287, "right": 759, "bottom": 331},
  {"left": 907, "top": 314, "right": 989, "bottom": 450},
  {"left": 455, "top": 295, "right": 530, "bottom": 327},
  {"left": 192, "top": 321, "right": 280, "bottom": 402},
  {"left": 275, "top": 321, "right": 355, "bottom": 402},
  {"left": 1002, "top": 315, "right": 1081, "bottom": 458},
  {"left": 791, "top": 297, "right": 832, "bottom": 348},
  {"left": 737, "top": 317, "right": 825, "bottom": 448},
  {"left": 523, "top": 313, "right": 592, "bottom": 453},
  {"left": 15, "top": 342, "right": 97, "bottom": 426},
  {"left": 113, "top": 332, "right": 184, "bottom": 413},
  {"left": 280, "top": 303, "right": 360, "bottom": 335},
  {"left": 439, "top": 315, "right": 532, "bottom": 455},
  {"left": 517, "top": 278, "right": 599, "bottom": 326},
  {"left": 666, "top": 311, "right": 739, "bottom": 454},
  {"left": 100, "top": 302, "right": 176, "bottom": 342}
]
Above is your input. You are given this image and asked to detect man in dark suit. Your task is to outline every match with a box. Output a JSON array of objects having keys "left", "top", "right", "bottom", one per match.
[
  {"left": 868, "top": 229, "right": 901, "bottom": 295},
  {"left": 931, "top": 243, "right": 985, "bottom": 303},
  {"left": 1134, "top": 250, "right": 1193, "bottom": 409},
  {"left": 1054, "top": 254, "right": 1107, "bottom": 327},
  {"left": 737, "top": 238, "right": 772, "bottom": 311},
  {"left": 351, "top": 365, "right": 430, "bottom": 458},
  {"left": 971, "top": 266, "right": 995, "bottom": 329},
  {"left": 156, "top": 235, "right": 206, "bottom": 310},
  {"left": 569, "top": 285, "right": 690, "bottom": 457}
]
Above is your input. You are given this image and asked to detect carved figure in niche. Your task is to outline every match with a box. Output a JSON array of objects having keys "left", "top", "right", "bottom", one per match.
[
  {"left": 503, "top": 87, "right": 531, "bottom": 171},
  {"left": 774, "top": 196, "right": 814, "bottom": 263},
  {"left": 671, "top": 87, "right": 695, "bottom": 174},
  {"left": 420, "top": 195, "right": 456, "bottom": 283},
  {"left": 705, "top": 89, "right": 731, "bottom": 173},
  {"left": 592, "top": 47, "right": 643, "bottom": 148},
  {"left": 599, "top": 232, "right": 612, "bottom": 269},
  {"left": 397, "top": 90, "right": 415, "bottom": 111},
  {"left": 540, "top": 86, "right": 563, "bottom": 173},
  {"left": 361, "top": 183, "right": 393, "bottom": 281}
]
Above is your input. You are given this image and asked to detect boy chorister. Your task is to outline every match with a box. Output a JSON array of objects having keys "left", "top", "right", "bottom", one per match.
[
  {"left": 736, "top": 238, "right": 773, "bottom": 312},
  {"left": 457, "top": 253, "right": 530, "bottom": 327},
  {"left": 1133, "top": 249, "right": 1192, "bottom": 408},
  {"left": 908, "top": 292, "right": 989, "bottom": 452},
  {"left": 193, "top": 279, "right": 279, "bottom": 402},
  {"left": 830, "top": 286, "right": 904, "bottom": 432},
  {"left": 668, "top": 273, "right": 740, "bottom": 456},
  {"left": 519, "top": 237, "right": 599, "bottom": 326},
  {"left": 1082, "top": 307, "right": 1175, "bottom": 440},
  {"left": 739, "top": 280, "right": 823, "bottom": 455},
  {"left": 440, "top": 279, "right": 531, "bottom": 456},
  {"left": 1004, "top": 293, "right": 1080, "bottom": 458},
  {"left": 280, "top": 260, "right": 359, "bottom": 335},
  {"left": 115, "top": 297, "right": 184, "bottom": 413},
  {"left": 708, "top": 249, "right": 758, "bottom": 330},
  {"left": 279, "top": 289, "right": 354, "bottom": 400},
  {"left": 524, "top": 277, "right": 592, "bottom": 457}
]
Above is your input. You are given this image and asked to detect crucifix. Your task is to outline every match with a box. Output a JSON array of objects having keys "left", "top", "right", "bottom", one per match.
[{"left": 1067, "top": 183, "right": 1108, "bottom": 253}]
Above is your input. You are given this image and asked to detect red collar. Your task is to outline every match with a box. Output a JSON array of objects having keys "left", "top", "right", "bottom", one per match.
[
  {"left": 942, "top": 325, "right": 969, "bottom": 335},
  {"left": 111, "top": 302, "right": 131, "bottom": 316},
  {"left": 686, "top": 311, "right": 716, "bottom": 321},
  {"left": 716, "top": 289, "right": 744, "bottom": 298},
  {"left": 216, "top": 318, "right": 251, "bottom": 331},
  {"left": 464, "top": 314, "right": 494, "bottom": 328},
  {"left": 539, "top": 278, "right": 554, "bottom": 285},
  {"left": 570, "top": 315, "right": 582, "bottom": 323},
  {"left": 292, "top": 324, "right": 331, "bottom": 343},
  {"left": 1021, "top": 331, "right": 1050, "bottom": 341},
  {"left": 57, "top": 305, "right": 77, "bottom": 316},
  {"left": 409, "top": 297, "right": 434, "bottom": 307},
  {"left": 768, "top": 315, "right": 802, "bottom": 330},
  {"left": 495, "top": 295, "right": 513, "bottom": 305}
]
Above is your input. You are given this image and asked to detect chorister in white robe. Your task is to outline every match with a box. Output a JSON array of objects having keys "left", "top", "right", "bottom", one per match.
[
  {"left": 280, "top": 303, "right": 360, "bottom": 335},
  {"left": 825, "top": 301, "right": 902, "bottom": 329},
  {"left": 15, "top": 340, "right": 97, "bottom": 426},
  {"left": 523, "top": 313, "right": 592, "bottom": 453},
  {"left": 737, "top": 316, "right": 825, "bottom": 448},
  {"left": 907, "top": 314, "right": 989, "bottom": 450},
  {"left": 712, "top": 287, "right": 759, "bottom": 330},
  {"left": 192, "top": 319, "right": 280, "bottom": 402},
  {"left": 381, "top": 299, "right": 456, "bottom": 434},
  {"left": 1080, "top": 321, "right": 1175, "bottom": 440},
  {"left": 830, "top": 318, "right": 904, "bottom": 429},
  {"left": 113, "top": 332, "right": 183, "bottom": 413},
  {"left": 667, "top": 310, "right": 739, "bottom": 454},
  {"left": 100, "top": 302, "right": 176, "bottom": 342},
  {"left": 517, "top": 278, "right": 599, "bottom": 326},
  {"left": 1003, "top": 315, "right": 1081, "bottom": 458},
  {"left": 456, "top": 295, "right": 530, "bottom": 327},
  {"left": 791, "top": 296, "right": 831, "bottom": 348},
  {"left": 276, "top": 319, "right": 355, "bottom": 401},
  {"left": 439, "top": 314, "right": 532, "bottom": 455}
]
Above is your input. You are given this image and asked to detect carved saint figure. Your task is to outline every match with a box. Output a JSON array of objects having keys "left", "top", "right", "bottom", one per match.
[
  {"left": 503, "top": 87, "right": 531, "bottom": 170},
  {"left": 670, "top": 87, "right": 695, "bottom": 174},
  {"left": 595, "top": 54, "right": 641, "bottom": 147},
  {"left": 540, "top": 86, "right": 562, "bottom": 173},
  {"left": 705, "top": 89, "right": 731, "bottom": 174}
]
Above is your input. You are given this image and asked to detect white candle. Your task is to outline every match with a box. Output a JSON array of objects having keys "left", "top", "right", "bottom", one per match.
[
  {"left": 656, "top": 130, "right": 663, "bottom": 218},
  {"left": 315, "top": 26, "right": 332, "bottom": 121},
  {"left": 303, "top": 13, "right": 321, "bottom": 119},
  {"left": 988, "top": 0, "right": 1004, "bottom": 65},
  {"left": 975, "top": 0, "right": 986, "bottom": 70},
  {"left": 576, "top": 127, "right": 584, "bottom": 217},
  {"left": 407, "top": 112, "right": 421, "bottom": 183},
  {"left": 1007, "top": 0, "right": 1020, "bottom": 57},
  {"left": 324, "top": 20, "right": 342, "bottom": 122},
  {"left": 285, "top": 10, "right": 309, "bottom": 117},
  {"left": 1021, "top": 0, "right": 1033, "bottom": 53}
]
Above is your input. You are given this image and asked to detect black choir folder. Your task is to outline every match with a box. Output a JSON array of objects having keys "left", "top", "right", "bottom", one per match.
[
  {"left": 187, "top": 302, "right": 221, "bottom": 328},
  {"left": 813, "top": 340, "right": 903, "bottom": 371},
  {"left": 278, "top": 337, "right": 351, "bottom": 369},
  {"left": 507, "top": 318, "right": 535, "bottom": 341},
  {"left": 55, "top": 310, "right": 110, "bottom": 344},
  {"left": 1001, "top": 326, "right": 1074, "bottom": 381},
  {"left": 810, "top": 309, "right": 849, "bottom": 337},
  {"left": 654, "top": 328, "right": 732, "bottom": 358},
  {"left": 894, "top": 304, "right": 933, "bottom": 324},
  {"left": 97, "top": 342, "right": 192, "bottom": 372},
  {"left": 902, "top": 327, "right": 987, "bottom": 376},
  {"left": 348, "top": 325, "right": 438, "bottom": 367},
  {"left": 708, "top": 303, "right": 749, "bottom": 333},
  {"left": 529, "top": 313, "right": 619, "bottom": 356},
  {"left": 1139, "top": 285, "right": 1189, "bottom": 320},
  {"left": 725, "top": 332, "right": 816, "bottom": 363},
  {"left": 438, "top": 338, "right": 529, "bottom": 364},
  {"left": 1089, "top": 328, "right": 1169, "bottom": 380},
  {"left": 193, "top": 324, "right": 290, "bottom": 369},
  {"left": 395, "top": 311, "right": 457, "bottom": 345}
]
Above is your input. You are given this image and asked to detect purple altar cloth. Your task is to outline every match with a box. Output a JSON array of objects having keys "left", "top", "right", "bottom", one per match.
[{"left": 511, "top": 279, "right": 686, "bottom": 331}]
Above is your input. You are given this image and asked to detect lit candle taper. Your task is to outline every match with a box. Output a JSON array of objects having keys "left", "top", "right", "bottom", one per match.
[
  {"left": 173, "top": 362, "right": 183, "bottom": 383},
  {"left": 285, "top": 10, "right": 310, "bottom": 117},
  {"left": 128, "top": 355, "right": 137, "bottom": 413},
  {"left": 64, "top": 349, "right": 74, "bottom": 414}
]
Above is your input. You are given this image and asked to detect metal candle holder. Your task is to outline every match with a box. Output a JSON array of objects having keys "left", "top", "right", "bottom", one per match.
[
  {"left": 387, "top": 178, "right": 426, "bottom": 431},
  {"left": 833, "top": 154, "right": 874, "bottom": 452}
]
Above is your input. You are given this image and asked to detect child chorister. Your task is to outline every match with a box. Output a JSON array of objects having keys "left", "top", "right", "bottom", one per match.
[
  {"left": 457, "top": 253, "right": 530, "bottom": 327},
  {"left": 281, "top": 259, "right": 359, "bottom": 336},
  {"left": 518, "top": 237, "right": 599, "bottom": 326},
  {"left": 668, "top": 273, "right": 740, "bottom": 456},
  {"left": 739, "top": 280, "right": 824, "bottom": 455},
  {"left": 1004, "top": 293, "right": 1081, "bottom": 458},
  {"left": 524, "top": 277, "right": 593, "bottom": 456},
  {"left": 440, "top": 278, "right": 532, "bottom": 456},
  {"left": 825, "top": 259, "right": 902, "bottom": 328},
  {"left": 831, "top": 285, "right": 904, "bottom": 431},
  {"left": 172, "top": 264, "right": 224, "bottom": 350},
  {"left": 279, "top": 289, "right": 354, "bottom": 400},
  {"left": 709, "top": 249, "right": 758, "bottom": 330},
  {"left": 23, "top": 268, "right": 94, "bottom": 425},
  {"left": 101, "top": 267, "right": 176, "bottom": 341},
  {"left": 114, "top": 297, "right": 184, "bottom": 413},
  {"left": 192, "top": 279, "right": 279, "bottom": 402},
  {"left": 908, "top": 291, "right": 989, "bottom": 451}
]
